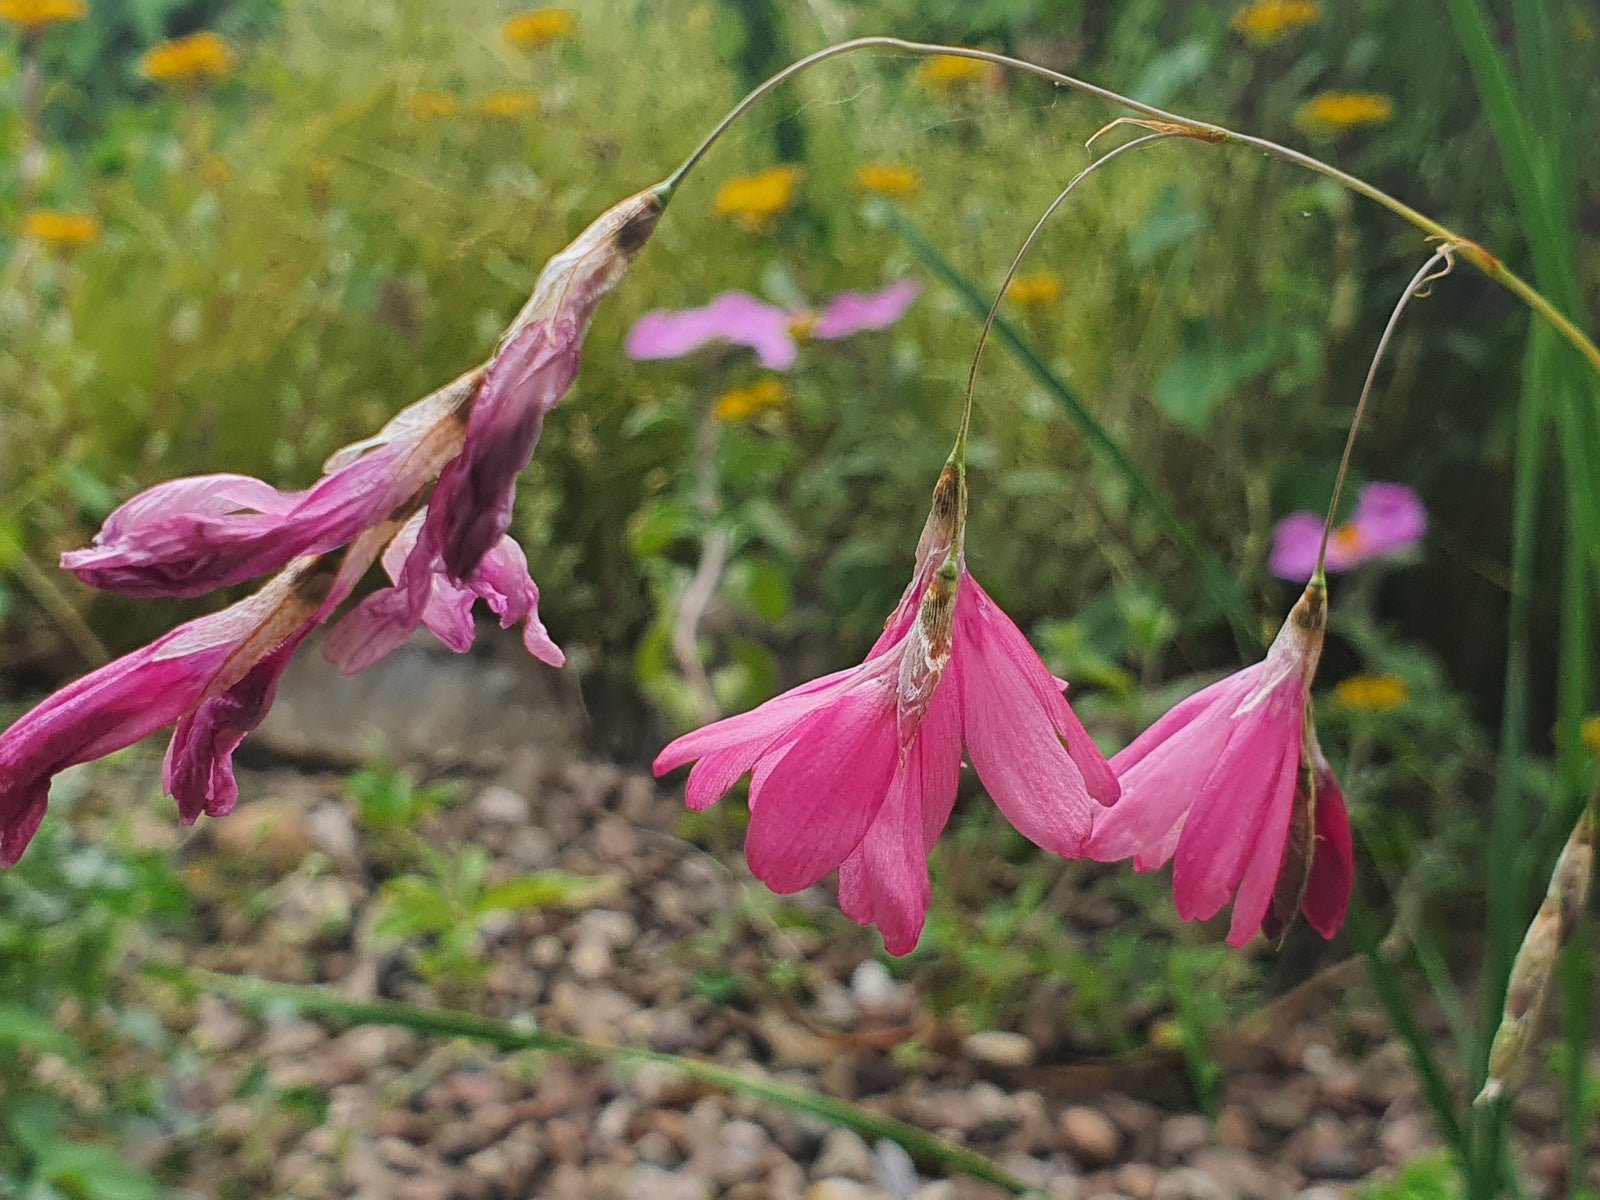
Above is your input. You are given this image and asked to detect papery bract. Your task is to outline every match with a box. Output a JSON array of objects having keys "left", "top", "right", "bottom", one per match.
[
  {"left": 1088, "top": 585, "right": 1352, "bottom": 945},
  {"left": 655, "top": 476, "right": 1114, "bottom": 954},
  {"left": 1270, "top": 481, "right": 1426, "bottom": 581}
]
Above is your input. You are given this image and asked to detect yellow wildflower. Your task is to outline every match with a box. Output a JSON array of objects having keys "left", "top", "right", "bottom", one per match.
[
  {"left": 1231, "top": 0, "right": 1320, "bottom": 45},
  {"left": 22, "top": 209, "right": 100, "bottom": 249},
  {"left": 713, "top": 166, "right": 801, "bottom": 231},
  {"left": 0, "top": 0, "right": 85, "bottom": 32},
  {"left": 406, "top": 90, "right": 458, "bottom": 120},
  {"left": 849, "top": 163, "right": 920, "bottom": 198},
  {"left": 1582, "top": 715, "right": 1600, "bottom": 755},
  {"left": 502, "top": 7, "right": 577, "bottom": 52},
  {"left": 913, "top": 54, "right": 1000, "bottom": 92},
  {"left": 714, "top": 379, "right": 789, "bottom": 423},
  {"left": 141, "top": 32, "right": 235, "bottom": 87},
  {"left": 1333, "top": 673, "right": 1410, "bottom": 713},
  {"left": 478, "top": 88, "right": 540, "bottom": 119},
  {"left": 1296, "top": 91, "right": 1395, "bottom": 134},
  {"left": 1007, "top": 271, "right": 1064, "bottom": 308}
]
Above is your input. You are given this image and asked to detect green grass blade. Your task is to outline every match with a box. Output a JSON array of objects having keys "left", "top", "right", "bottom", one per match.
[
  {"left": 162, "top": 967, "right": 1039, "bottom": 1196},
  {"left": 883, "top": 207, "right": 1251, "bottom": 639}
]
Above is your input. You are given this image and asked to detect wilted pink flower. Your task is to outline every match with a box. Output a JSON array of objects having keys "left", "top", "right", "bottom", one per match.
[
  {"left": 1087, "top": 584, "right": 1353, "bottom": 945},
  {"left": 654, "top": 469, "right": 1115, "bottom": 955},
  {"left": 1270, "top": 481, "right": 1426, "bottom": 582},
  {"left": 625, "top": 280, "right": 920, "bottom": 370},
  {"left": 0, "top": 556, "right": 345, "bottom": 865},
  {"left": 322, "top": 507, "right": 562, "bottom": 675},
  {"left": 63, "top": 189, "right": 665, "bottom": 598}
]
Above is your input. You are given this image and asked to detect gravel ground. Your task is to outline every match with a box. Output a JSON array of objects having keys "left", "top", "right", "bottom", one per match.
[{"left": 84, "top": 640, "right": 1600, "bottom": 1199}]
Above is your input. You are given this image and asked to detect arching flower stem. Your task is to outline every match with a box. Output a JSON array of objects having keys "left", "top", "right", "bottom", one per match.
[{"left": 652, "top": 37, "right": 1600, "bottom": 385}]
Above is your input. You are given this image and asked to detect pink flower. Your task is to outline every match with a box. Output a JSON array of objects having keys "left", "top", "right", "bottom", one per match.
[
  {"left": 322, "top": 508, "right": 562, "bottom": 675},
  {"left": 435, "top": 189, "right": 664, "bottom": 580},
  {"left": 1087, "top": 585, "right": 1354, "bottom": 946},
  {"left": 62, "top": 189, "right": 665, "bottom": 597},
  {"left": 0, "top": 557, "right": 345, "bottom": 865},
  {"left": 653, "top": 470, "right": 1115, "bottom": 954},
  {"left": 625, "top": 280, "right": 920, "bottom": 370},
  {"left": 1269, "top": 481, "right": 1426, "bottom": 582}
]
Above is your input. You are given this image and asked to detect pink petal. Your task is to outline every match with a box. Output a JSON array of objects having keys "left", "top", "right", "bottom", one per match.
[
  {"left": 960, "top": 573, "right": 1117, "bottom": 806},
  {"left": 436, "top": 320, "right": 576, "bottom": 580},
  {"left": 814, "top": 281, "right": 920, "bottom": 339},
  {"left": 653, "top": 665, "right": 860, "bottom": 784},
  {"left": 1350, "top": 482, "right": 1427, "bottom": 560},
  {"left": 837, "top": 762, "right": 931, "bottom": 956},
  {"left": 744, "top": 679, "right": 900, "bottom": 893},
  {"left": 1268, "top": 511, "right": 1324, "bottom": 583},
  {"left": 1089, "top": 668, "right": 1261, "bottom": 870},
  {"left": 1302, "top": 763, "right": 1354, "bottom": 938},
  {"left": 62, "top": 443, "right": 413, "bottom": 598},
  {"left": 469, "top": 536, "right": 565, "bottom": 668},
  {"left": 625, "top": 292, "right": 798, "bottom": 370},
  {"left": 954, "top": 576, "right": 1097, "bottom": 857},
  {"left": 164, "top": 635, "right": 301, "bottom": 823},
  {"left": 1171, "top": 688, "right": 1304, "bottom": 924}
]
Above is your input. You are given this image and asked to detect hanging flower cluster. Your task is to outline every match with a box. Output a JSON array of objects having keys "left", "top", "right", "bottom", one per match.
[{"left": 1, "top": 186, "right": 666, "bottom": 867}]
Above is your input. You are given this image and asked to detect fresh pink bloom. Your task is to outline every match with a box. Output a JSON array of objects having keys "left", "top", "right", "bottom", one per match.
[
  {"left": 1270, "top": 481, "right": 1427, "bottom": 582},
  {"left": 322, "top": 508, "right": 562, "bottom": 675},
  {"left": 1087, "top": 585, "right": 1353, "bottom": 945},
  {"left": 0, "top": 559, "right": 339, "bottom": 865},
  {"left": 654, "top": 475, "right": 1115, "bottom": 954},
  {"left": 625, "top": 280, "right": 920, "bottom": 370}
]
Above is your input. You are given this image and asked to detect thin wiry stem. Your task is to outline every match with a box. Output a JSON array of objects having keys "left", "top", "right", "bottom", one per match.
[
  {"left": 951, "top": 132, "right": 1175, "bottom": 465},
  {"left": 1314, "top": 247, "right": 1458, "bottom": 579},
  {"left": 654, "top": 37, "right": 1600, "bottom": 384}
]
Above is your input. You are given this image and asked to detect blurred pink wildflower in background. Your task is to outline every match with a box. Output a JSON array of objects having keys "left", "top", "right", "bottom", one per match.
[
  {"left": 1270, "top": 481, "right": 1426, "bottom": 581},
  {"left": 654, "top": 469, "right": 1116, "bottom": 954},
  {"left": 625, "top": 280, "right": 919, "bottom": 370},
  {"left": 1088, "top": 584, "right": 1354, "bottom": 946}
]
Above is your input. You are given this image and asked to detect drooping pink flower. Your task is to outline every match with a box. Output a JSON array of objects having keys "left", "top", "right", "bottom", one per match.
[
  {"left": 62, "top": 188, "right": 665, "bottom": 597},
  {"left": 1270, "top": 481, "right": 1426, "bottom": 582},
  {"left": 1087, "top": 584, "right": 1353, "bottom": 946},
  {"left": 0, "top": 556, "right": 343, "bottom": 865},
  {"left": 322, "top": 507, "right": 561, "bottom": 675},
  {"left": 654, "top": 469, "right": 1115, "bottom": 955},
  {"left": 625, "top": 280, "right": 920, "bottom": 370}
]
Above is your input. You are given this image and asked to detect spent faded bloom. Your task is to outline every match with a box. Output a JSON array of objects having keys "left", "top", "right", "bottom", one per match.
[
  {"left": 0, "top": 0, "right": 84, "bottom": 32},
  {"left": 655, "top": 469, "right": 1117, "bottom": 954},
  {"left": 22, "top": 210, "right": 100, "bottom": 250},
  {"left": 141, "top": 31, "right": 235, "bottom": 87},
  {"left": 0, "top": 552, "right": 361, "bottom": 865},
  {"left": 912, "top": 54, "right": 1001, "bottom": 92},
  {"left": 713, "top": 378, "right": 788, "bottom": 424},
  {"left": 1270, "top": 481, "right": 1426, "bottom": 581},
  {"left": 626, "top": 281, "right": 919, "bottom": 371},
  {"left": 1231, "top": 0, "right": 1320, "bottom": 44},
  {"left": 478, "top": 88, "right": 540, "bottom": 119},
  {"left": 1006, "top": 271, "right": 1064, "bottom": 309},
  {"left": 502, "top": 7, "right": 576, "bottom": 52},
  {"left": 65, "top": 185, "right": 663, "bottom": 635},
  {"left": 1296, "top": 91, "right": 1394, "bottom": 134},
  {"left": 1478, "top": 805, "right": 1595, "bottom": 1104},
  {"left": 713, "top": 166, "right": 801, "bottom": 231},
  {"left": 850, "top": 163, "right": 920, "bottom": 198},
  {"left": 1088, "top": 585, "right": 1355, "bottom": 946},
  {"left": 1332, "top": 672, "right": 1408, "bottom": 713}
]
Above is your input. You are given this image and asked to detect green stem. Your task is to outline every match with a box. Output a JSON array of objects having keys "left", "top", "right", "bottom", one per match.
[
  {"left": 162, "top": 967, "right": 1039, "bottom": 1196},
  {"left": 659, "top": 36, "right": 1600, "bottom": 384},
  {"left": 886, "top": 207, "right": 1250, "bottom": 639}
]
